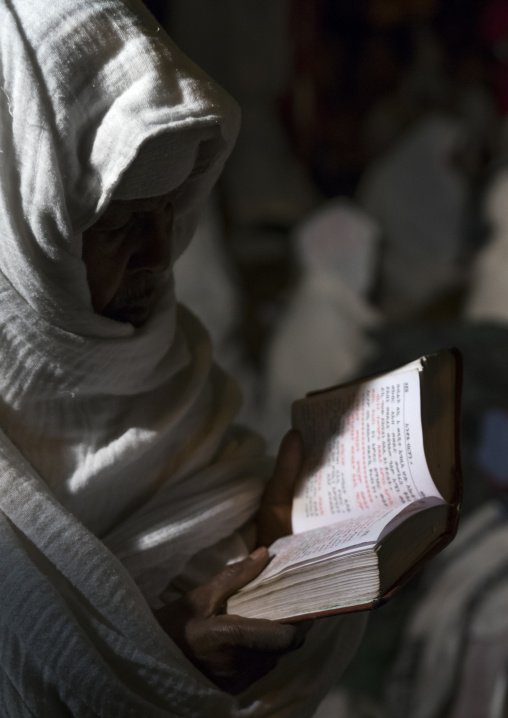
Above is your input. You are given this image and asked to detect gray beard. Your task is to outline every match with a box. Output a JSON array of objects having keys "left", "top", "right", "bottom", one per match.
[{"left": 106, "top": 271, "right": 160, "bottom": 312}]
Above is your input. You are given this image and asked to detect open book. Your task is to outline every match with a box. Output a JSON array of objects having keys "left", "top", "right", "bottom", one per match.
[{"left": 228, "top": 349, "right": 462, "bottom": 621}]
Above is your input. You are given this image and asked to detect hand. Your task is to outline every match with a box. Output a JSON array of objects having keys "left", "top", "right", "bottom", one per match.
[
  {"left": 256, "top": 429, "right": 304, "bottom": 548},
  {"left": 154, "top": 547, "right": 307, "bottom": 694}
]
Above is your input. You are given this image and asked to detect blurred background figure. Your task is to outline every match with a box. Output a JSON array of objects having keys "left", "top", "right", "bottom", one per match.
[
  {"left": 464, "top": 168, "right": 508, "bottom": 323},
  {"left": 357, "top": 115, "right": 468, "bottom": 317},
  {"left": 482, "top": 0, "right": 508, "bottom": 137},
  {"left": 263, "top": 199, "right": 380, "bottom": 451}
]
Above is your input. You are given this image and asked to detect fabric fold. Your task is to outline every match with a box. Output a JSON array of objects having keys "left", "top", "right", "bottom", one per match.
[{"left": 0, "top": 0, "right": 365, "bottom": 714}]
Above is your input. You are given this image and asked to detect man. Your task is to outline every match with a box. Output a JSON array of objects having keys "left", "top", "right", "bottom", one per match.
[{"left": 0, "top": 0, "right": 365, "bottom": 714}]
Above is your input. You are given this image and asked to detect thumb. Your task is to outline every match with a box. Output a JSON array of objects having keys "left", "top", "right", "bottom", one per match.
[
  {"left": 262, "top": 429, "right": 304, "bottom": 506},
  {"left": 192, "top": 548, "right": 270, "bottom": 615}
]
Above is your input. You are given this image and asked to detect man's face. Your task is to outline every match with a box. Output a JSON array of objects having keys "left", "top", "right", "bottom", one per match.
[{"left": 82, "top": 193, "right": 173, "bottom": 327}]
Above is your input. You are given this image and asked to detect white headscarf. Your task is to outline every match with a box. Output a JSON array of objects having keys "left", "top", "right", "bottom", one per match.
[
  {"left": 0, "top": 2, "right": 365, "bottom": 715},
  {"left": 0, "top": 0, "right": 274, "bottom": 595}
]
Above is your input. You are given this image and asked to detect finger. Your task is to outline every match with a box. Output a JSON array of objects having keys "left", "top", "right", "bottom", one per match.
[
  {"left": 224, "top": 658, "right": 279, "bottom": 695},
  {"left": 190, "top": 548, "right": 271, "bottom": 616},
  {"left": 290, "top": 619, "right": 313, "bottom": 643},
  {"left": 207, "top": 614, "right": 305, "bottom": 654},
  {"left": 211, "top": 649, "right": 280, "bottom": 695},
  {"left": 195, "top": 645, "right": 280, "bottom": 695},
  {"left": 262, "top": 429, "right": 304, "bottom": 507}
]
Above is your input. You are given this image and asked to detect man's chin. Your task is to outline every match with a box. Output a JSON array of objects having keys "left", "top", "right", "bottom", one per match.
[{"left": 102, "top": 301, "right": 153, "bottom": 327}]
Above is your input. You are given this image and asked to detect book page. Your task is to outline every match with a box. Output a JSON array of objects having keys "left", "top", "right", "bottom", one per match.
[
  {"left": 292, "top": 367, "right": 443, "bottom": 533},
  {"left": 237, "top": 505, "right": 403, "bottom": 592}
]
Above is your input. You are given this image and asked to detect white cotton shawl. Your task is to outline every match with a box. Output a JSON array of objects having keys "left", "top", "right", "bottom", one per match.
[{"left": 0, "top": 2, "right": 366, "bottom": 716}]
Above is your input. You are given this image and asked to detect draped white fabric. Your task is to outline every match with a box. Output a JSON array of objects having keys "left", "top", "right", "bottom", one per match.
[{"left": 0, "top": 1, "right": 366, "bottom": 715}]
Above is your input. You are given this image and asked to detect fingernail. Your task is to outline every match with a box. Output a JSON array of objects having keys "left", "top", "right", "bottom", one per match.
[{"left": 250, "top": 547, "right": 268, "bottom": 560}]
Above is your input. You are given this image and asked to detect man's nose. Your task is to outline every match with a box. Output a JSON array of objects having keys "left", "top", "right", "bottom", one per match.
[{"left": 131, "top": 212, "right": 172, "bottom": 273}]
